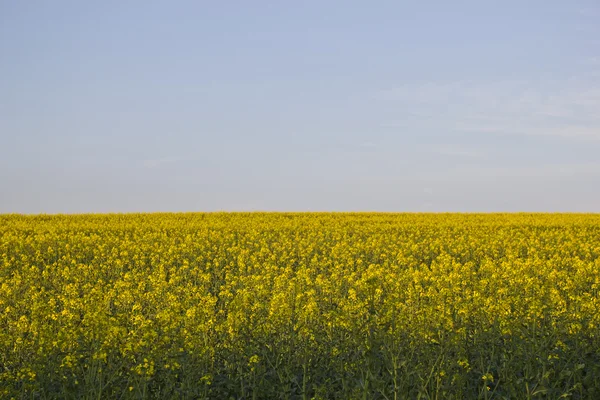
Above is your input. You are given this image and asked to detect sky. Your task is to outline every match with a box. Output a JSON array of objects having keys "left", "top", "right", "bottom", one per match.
[{"left": 1, "top": 0, "right": 599, "bottom": 213}]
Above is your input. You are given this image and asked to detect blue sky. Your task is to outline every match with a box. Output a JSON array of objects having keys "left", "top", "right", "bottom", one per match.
[{"left": 1, "top": 1, "right": 599, "bottom": 212}]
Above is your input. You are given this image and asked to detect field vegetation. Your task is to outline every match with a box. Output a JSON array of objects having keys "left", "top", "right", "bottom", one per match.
[{"left": 1, "top": 213, "right": 600, "bottom": 399}]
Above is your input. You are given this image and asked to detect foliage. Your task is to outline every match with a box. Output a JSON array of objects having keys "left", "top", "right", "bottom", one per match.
[{"left": 1, "top": 213, "right": 600, "bottom": 399}]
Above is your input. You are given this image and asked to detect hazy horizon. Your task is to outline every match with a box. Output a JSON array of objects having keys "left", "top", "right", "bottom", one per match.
[{"left": 2, "top": 1, "right": 600, "bottom": 213}]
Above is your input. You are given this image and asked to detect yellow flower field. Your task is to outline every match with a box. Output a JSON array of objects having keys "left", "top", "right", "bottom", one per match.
[{"left": 1, "top": 213, "right": 599, "bottom": 399}]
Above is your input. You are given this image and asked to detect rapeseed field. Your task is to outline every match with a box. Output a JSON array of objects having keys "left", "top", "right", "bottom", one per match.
[{"left": 1, "top": 213, "right": 599, "bottom": 399}]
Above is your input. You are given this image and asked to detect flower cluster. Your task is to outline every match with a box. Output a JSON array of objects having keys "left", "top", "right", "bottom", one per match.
[{"left": 1, "top": 213, "right": 599, "bottom": 398}]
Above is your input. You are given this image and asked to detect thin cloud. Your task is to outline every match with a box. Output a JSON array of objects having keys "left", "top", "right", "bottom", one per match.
[
  {"left": 433, "top": 146, "right": 485, "bottom": 159},
  {"left": 416, "top": 162, "right": 600, "bottom": 181},
  {"left": 377, "top": 78, "right": 600, "bottom": 141},
  {"left": 359, "top": 141, "right": 378, "bottom": 149},
  {"left": 583, "top": 57, "right": 600, "bottom": 66},
  {"left": 577, "top": 7, "right": 600, "bottom": 17},
  {"left": 420, "top": 201, "right": 434, "bottom": 210},
  {"left": 142, "top": 157, "right": 183, "bottom": 169},
  {"left": 456, "top": 122, "right": 600, "bottom": 141}
]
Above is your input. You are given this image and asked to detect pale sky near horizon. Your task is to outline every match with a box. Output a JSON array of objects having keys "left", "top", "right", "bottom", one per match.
[{"left": 1, "top": 1, "right": 599, "bottom": 213}]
